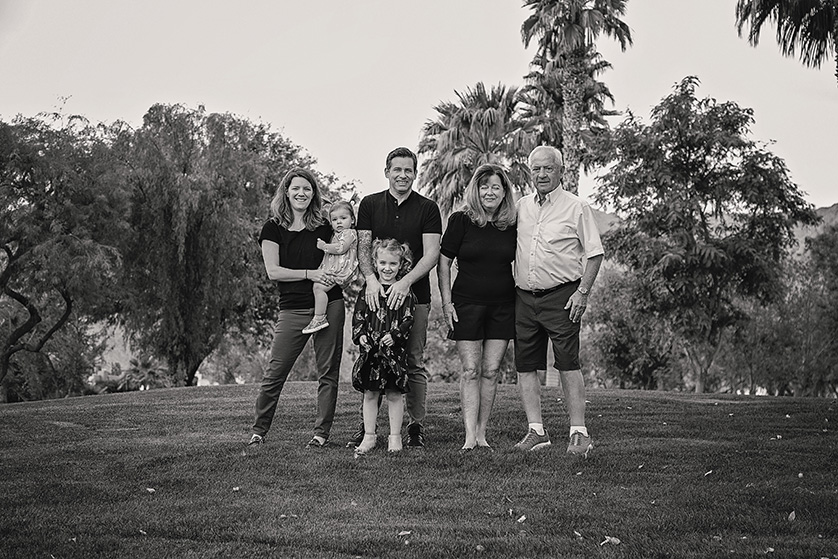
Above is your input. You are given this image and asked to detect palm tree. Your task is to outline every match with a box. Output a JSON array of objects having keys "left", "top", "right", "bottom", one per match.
[
  {"left": 520, "top": 46, "right": 620, "bottom": 176},
  {"left": 417, "top": 82, "right": 534, "bottom": 215},
  {"left": 735, "top": 0, "right": 837, "bottom": 83},
  {"left": 521, "top": 0, "right": 632, "bottom": 194}
]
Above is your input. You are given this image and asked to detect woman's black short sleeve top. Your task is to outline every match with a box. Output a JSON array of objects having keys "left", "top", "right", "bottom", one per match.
[{"left": 258, "top": 219, "right": 343, "bottom": 310}]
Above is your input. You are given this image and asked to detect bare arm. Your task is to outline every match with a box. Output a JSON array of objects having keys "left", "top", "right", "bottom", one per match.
[
  {"left": 386, "top": 233, "right": 441, "bottom": 309},
  {"left": 261, "top": 240, "right": 330, "bottom": 284},
  {"left": 565, "top": 254, "right": 603, "bottom": 323},
  {"left": 358, "top": 230, "right": 384, "bottom": 311},
  {"left": 317, "top": 230, "right": 357, "bottom": 255},
  {"left": 437, "top": 253, "right": 457, "bottom": 331}
]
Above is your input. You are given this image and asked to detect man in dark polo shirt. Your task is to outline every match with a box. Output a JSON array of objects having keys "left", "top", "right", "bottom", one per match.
[{"left": 349, "top": 146, "right": 442, "bottom": 448}]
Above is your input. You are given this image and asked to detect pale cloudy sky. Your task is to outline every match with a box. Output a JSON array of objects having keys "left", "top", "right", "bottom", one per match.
[{"left": 1, "top": 0, "right": 835, "bottom": 209}]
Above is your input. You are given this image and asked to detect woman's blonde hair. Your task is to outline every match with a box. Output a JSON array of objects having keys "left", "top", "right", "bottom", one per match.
[
  {"left": 372, "top": 238, "right": 413, "bottom": 281},
  {"left": 269, "top": 168, "right": 325, "bottom": 230},
  {"left": 462, "top": 163, "right": 516, "bottom": 230}
]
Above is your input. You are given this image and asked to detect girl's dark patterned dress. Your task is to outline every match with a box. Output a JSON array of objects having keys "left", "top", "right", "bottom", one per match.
[{"left": 351, "top": 287, "right": 415, "bottom": 394}]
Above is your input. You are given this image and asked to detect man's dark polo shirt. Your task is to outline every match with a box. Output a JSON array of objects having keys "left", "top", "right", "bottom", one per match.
[{"left": 357, "top": 189, "right": 442, "bottom": 304}]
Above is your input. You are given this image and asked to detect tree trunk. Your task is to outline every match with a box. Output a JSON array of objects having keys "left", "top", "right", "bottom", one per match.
[{"left": 560, "top": 58, "right": 586, "bottom": 196}]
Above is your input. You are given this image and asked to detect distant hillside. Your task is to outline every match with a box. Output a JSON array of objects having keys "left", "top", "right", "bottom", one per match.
[
  {"left": 591, "top": 204, "right": 838, "bottom": 254},
  {"left": 793, "top": 203, "right": 838, "bottom": 256}
]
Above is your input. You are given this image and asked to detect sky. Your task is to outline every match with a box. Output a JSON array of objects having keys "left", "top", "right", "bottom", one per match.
[{"left": 1, "top": 0, "right": 835, "bottom": 209}]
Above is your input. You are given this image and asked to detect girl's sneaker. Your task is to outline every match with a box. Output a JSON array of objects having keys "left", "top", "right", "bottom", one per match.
[{"left": 302, "top": 316, "right": 329, "bottom": 334}]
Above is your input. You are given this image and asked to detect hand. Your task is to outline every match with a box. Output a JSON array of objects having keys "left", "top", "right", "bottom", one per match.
[
  {"left": 365, "top": 275, "right": 383, "bottom": 312},
  {"left": 359, "top": 335, "right": 371, "bottom": 350},
  {"left": 316, "top": 238, "right": 326, "bottom": 250},
  {"left": 442, "top": 303, "right": 457, "bottom": 331},
  {"left": 564, "top": 290, "right": 588, "bottom": 323},
  {"left": 380, "top": 333, "right": 394, "bottom": 347},
  {"left": 308, "top": 270, "right": 334, "bottom": 286},
  {"left": 386, "top": 279, "right": 411, "bottom": 310}
]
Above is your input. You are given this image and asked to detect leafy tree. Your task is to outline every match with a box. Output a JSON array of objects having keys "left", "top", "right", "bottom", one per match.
[
  {"left": 521, "top": 0, "right": 633, "bottom": 194},
  {"left": 735, "top": 0, "right": 838, "bottom": 83},
  {"left": 595, "top": 77, "right": 820, "bottom": 393},
  {"left": 114, "top": 104, "right": 321, "bottom": 387},
  {"left": 0, "top": 114, "right": 123, "bottom": 401},
  {"left": 417, "top": 82, "right": 534, "bottom": 214},
  {"left": 585, "top": 267, "right": 679, "bottom": 390}
]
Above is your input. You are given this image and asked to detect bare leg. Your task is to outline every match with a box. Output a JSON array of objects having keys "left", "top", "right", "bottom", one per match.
[
  {"left": 517, "top": 370, "right": 543, "bottom": 425},
  {"left": 362, "top": 390, "right": 380, "bottom": 435},
  {"left": 456, "top": 340, "right": 482, "bottom": 449},
  {"left": 355, "top": 390, "right": 379, "bottom": 454},
  {"left": 559, "top": 369, "right": 586, "bottom": 427},
  {"left": 312, "top": 283, "right": 328, "bottom": 317},
  {"left": 386, "top": 390, "right": 404, "bottom": 436},
  {"left": 475, "top": 339, "right": 507, "bottom": 446}
]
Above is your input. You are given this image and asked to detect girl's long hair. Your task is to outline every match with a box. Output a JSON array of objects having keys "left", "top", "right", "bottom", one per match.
[
  {"left": 462, "top": 163, "right": 516, "bottom": 230},
  {"left": 372, "top": 238, "right": 413, "bottom": 281},
  {"left": 269, "top": 168, "right": 325, "bottom": 230}
]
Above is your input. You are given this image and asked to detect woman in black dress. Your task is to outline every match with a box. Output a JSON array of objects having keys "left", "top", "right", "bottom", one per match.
[
  {"left": 249, "top": 168, "right": 345, "bottom": 449},
  {"left": 438, "top": 164, "right": 517, "bottom": 451}
]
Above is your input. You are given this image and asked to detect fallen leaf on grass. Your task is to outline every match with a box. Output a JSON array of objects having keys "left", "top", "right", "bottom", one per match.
[
  {"left": 638, "top": 464, "right": 644, "bottom": 470},
  {"left": 713, "top": 535, "right": 722, "bottom": 541},
  {"left": 139, "top": 530, "right": 147, "bottom": 536},
  {"left": 704, "top": 470, "right": 713, "bottom": 477},
  {"left": 398, "top": 530, "right": 412, "bottom": 536},
  {"left": 475, "top": 545, "right": 485, "bottom": 552},
  {"left": 788, "top": 511, "right": 796, "bottom": 521},
  {"left": 600, "top": 536, "right": 621, "bottom": 546},
  {"left": 517, "top": 515, "right": 527, "bottom": 523},
  {"left": 573, "top": 530, "right": 583, "bottom": 540},
  {"left": 145, "top": 488, "right": 156, "bottom": 493},
  {"left": 232, "top": 487, "right": 240, "bottom": 492},
  {"left": 764, "top": 547, "right": 774, "bottom": 553},
  {"left": 798, "top": 473, "right": 804, "bottom": 478}
]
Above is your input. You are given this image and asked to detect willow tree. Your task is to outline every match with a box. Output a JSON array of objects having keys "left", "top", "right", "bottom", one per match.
[
  {"left": 116, "top": 104, "right": 316, "bottom": 386},
  {"left": 522, "top": 0, "right": 632, "bottom": 194}
]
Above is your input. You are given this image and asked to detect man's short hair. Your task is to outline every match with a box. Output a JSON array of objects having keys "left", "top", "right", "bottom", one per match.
[
  {"left": 385, "top": 147, "right": 418, "bottom": 172},
  {"left": 528, "top": 146, "right": 564, "bottom": 169}
]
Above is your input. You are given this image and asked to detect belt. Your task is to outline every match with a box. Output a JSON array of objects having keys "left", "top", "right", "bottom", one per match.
[{"left": 519, "top": 279, "right": 580, "bottom": 297}]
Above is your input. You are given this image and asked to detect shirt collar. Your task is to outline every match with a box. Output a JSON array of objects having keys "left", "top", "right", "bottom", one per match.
[{"left": 387, "top": 189, "right": 413, "bottom": 206}]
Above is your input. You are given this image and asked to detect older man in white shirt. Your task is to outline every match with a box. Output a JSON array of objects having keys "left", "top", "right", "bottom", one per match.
[{"left": 513, "top": 145, "right": 604, "bottom": 457}]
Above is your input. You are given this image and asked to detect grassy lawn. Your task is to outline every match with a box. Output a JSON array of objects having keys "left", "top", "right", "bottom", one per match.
[{"left": 1, "top": 383, "right": 836, "bottom": 558}]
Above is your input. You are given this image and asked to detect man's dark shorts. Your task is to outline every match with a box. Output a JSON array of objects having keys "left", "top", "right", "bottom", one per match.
[
  {"left": 448, "top": 301, "right": 515, "bottom": 341},
  {"left": 514, "top": 280, "right": 581, "bottom": 371}
]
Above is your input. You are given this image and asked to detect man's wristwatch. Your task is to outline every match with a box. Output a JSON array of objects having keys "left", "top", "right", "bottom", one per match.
[{"left": 577, "top": 286, "right": 589, "bottom": 296}]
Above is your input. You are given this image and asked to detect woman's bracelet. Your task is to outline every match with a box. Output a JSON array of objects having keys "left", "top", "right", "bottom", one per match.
[{"left": 442, "top": 302, "right": 454, "bottom": 309}]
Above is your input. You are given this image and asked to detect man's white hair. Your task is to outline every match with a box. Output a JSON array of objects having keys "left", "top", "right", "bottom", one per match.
[{"left": 528, "top": 145, "right": 564, "bottom": 168}]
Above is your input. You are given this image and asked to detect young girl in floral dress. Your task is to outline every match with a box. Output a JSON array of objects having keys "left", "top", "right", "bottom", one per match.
[
  {"left": 302, "top": 201, "right": 358, "bottom": 334},
  {"left": 351, "top": 239, "right": 415, "bottom": 455}
]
